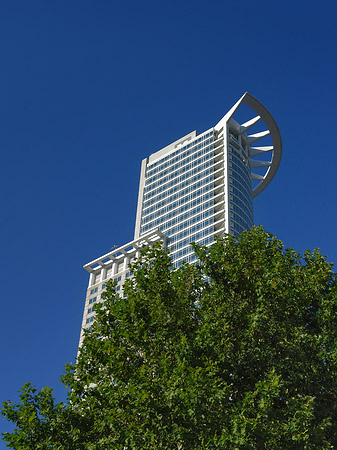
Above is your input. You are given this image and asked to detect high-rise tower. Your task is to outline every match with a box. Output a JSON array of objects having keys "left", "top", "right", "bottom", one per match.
[
  {"left": 79, "top": 93, "right": 282, "bottom": 343},
  {"left": 134, "top": 92, "right": 281, "bottom": 268}
]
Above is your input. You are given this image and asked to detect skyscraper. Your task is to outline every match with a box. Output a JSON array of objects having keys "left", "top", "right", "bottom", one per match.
[
  {"left": 79, "top": 92, "right": 282, "bottom": 342},
  {"left": 134, "top": 92, "right": 281, "bottom": 268}
]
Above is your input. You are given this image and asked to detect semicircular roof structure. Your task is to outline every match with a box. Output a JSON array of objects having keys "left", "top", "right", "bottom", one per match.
[{"left": 215, "top": 92, "right": 282, "bottom": 198}]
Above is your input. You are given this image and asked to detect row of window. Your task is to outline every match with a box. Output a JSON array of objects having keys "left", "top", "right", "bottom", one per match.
[
  {"left": 229, "top": 176, "right": 252, "bottom": 209},
  {"left": 231, "top": 210, "right": 252, "bottom": 234},
  {"left": 229, "top": 159, "right": 251, "bottom": 195},
  {"left": 145, "top": 145, "right": 214, "bottom": 189},
  {"left": 90, "top": 287, "right": 98, "bottom": 295},
  {"left": 141, "top": 195, "right": 214, "bottom": 233},
  {"left": 171, "top": 241, "right": 195, "bottom": 262},
  {"left": 142, "top": 175, "right": 214, "bottom": 215},
  {"left": 229, "top": 155, "right": 250, "bottom": 183},
  {"left": 90, "top": 272, "right": 124, "bottom": 290},
  {"left": 229, "top": 155, "right": 251, "bottom": 196},
  {"left": 163, "top": 210, "right": 214, "bottom": 243},
  {"left": 230, "top": 168, "right": 251, "bottom": 196},
  {"left": 230, "top": 184, "right": 253, "bottom": 217},
  {"left": 172, "top": 234, "right": 214, "bottom": 263},
  {"left": 230, "top": 145, "right": 249, "bottom": 167},
  {"left": 230, "top": 203, "right": 253, "bottom": 230},
  {"left": 230, "top": 193, "right": 253, "bottom": 224},
  {"left": 229, "top": 154, "right": 253, "bottom": 229},
  {"left": 229, "top": 135, "right": 249, "bottom": 160},
  {"left": 229, "top": 134, "right": 249, "bottom": 157},
  {"left": 174, "top": 252, "right": 198, "bottom": 268},
  {"left": 141, "top": 199, "right": 214, "bottom": 235},
  {"left": 89, "top": 296, "right": 97, "bottom": 305},
  {"left": 229, "top": 135, "right": 247, "bottom": 157},
  {"left": 144, "top": 151, "right": 213, "bottom": 196},
  {"left": 146, "top": 132, "right": 214, "bottom": 176},
  {"left": 231, "top": 220, "right": 247, "bottom": 237},
  {"left": 167, "top": 217, "right": 215, "bottom": 246},
  {"left": 87, "top": 280, "right": 124, "bottom": 320},
  {"left": 143, "top": 167, "right": 214, "bottom": 210},
  {"left": 144, "top": 160, "right": 214, "bottom": 202},
  {"left": 228, "top": 173, "right": 251, "bottom": 204},
  {"left": 141, "top": 184, "right": 214, "bottom": 224},
  {"left": 168, "top": 225, "right": 214, "bottom": 253}
]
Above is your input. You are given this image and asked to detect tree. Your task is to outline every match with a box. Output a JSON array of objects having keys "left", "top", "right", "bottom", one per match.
[{"left": 2, "top": 227, "right": 337, "bottom": 449}]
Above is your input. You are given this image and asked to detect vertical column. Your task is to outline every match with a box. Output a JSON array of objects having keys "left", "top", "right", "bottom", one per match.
[
  {"left": 123, "top": 256, "right": 129, "bottom": 272},
  {"left": 134, "top": 158, "right": 148, "bottom": 239},
  {"left": 224, "top": 125, "right": 230, "bottom": 235},
  {"left": 112, "top": 261, "right": 118, "bottom": 276},
  {"left": 89, "top": 272, "right": 95, "bottom": 287}
]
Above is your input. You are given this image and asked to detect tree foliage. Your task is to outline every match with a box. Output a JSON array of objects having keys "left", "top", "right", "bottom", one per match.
[{"left": 3, "top": 227, "right": 337, "bottom": 449}]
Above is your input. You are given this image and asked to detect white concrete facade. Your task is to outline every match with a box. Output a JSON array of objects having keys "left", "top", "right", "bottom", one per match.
[{"left": 78, "top": 229, "right": 165, "bottom": 347}]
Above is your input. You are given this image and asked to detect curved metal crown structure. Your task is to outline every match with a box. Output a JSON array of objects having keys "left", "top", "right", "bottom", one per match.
[{"left": 215, "top": 92, "right": 282, "bottom": 198}]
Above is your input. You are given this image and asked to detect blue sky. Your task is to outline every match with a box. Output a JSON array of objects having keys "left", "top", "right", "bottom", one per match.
[{"left": 1, "top": 0, "right": 337, "bottom": 443}]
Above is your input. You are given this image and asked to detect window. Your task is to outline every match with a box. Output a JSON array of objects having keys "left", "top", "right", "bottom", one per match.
[{"left": 89, "top": 297, "right": 97, "bottom": 305}]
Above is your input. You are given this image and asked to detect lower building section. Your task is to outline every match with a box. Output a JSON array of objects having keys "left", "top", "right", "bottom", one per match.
[{"left": 78, "top": 229, "right": 165, "bottom": 348}]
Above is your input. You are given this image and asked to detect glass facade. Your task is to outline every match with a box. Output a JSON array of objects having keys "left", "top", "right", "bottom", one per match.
[
  {"left": 140, "top": 131, "right": 217, "bottom": 267},
  {"left": 137, "top": 121, "right": 258, "bottom": 266},
  {"left": 227, "top": 134, "right": 253, "bottom": 237}
]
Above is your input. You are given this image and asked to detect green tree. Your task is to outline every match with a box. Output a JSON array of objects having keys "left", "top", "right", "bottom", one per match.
[{"left": 3, "top": 227, "right": 337, "bottom": 449}]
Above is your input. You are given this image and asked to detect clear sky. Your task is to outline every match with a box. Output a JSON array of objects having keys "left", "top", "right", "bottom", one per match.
[{"left": 1, "top": 0, "right": 337, "bottom": 444}]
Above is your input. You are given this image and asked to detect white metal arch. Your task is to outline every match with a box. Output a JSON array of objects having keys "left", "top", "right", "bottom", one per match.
[
  {"left": 242, "top": 93, "right": 282, "bottom": 197},
  {"left": 215, "top": 92, "right": 282, "bottom": 198}
]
